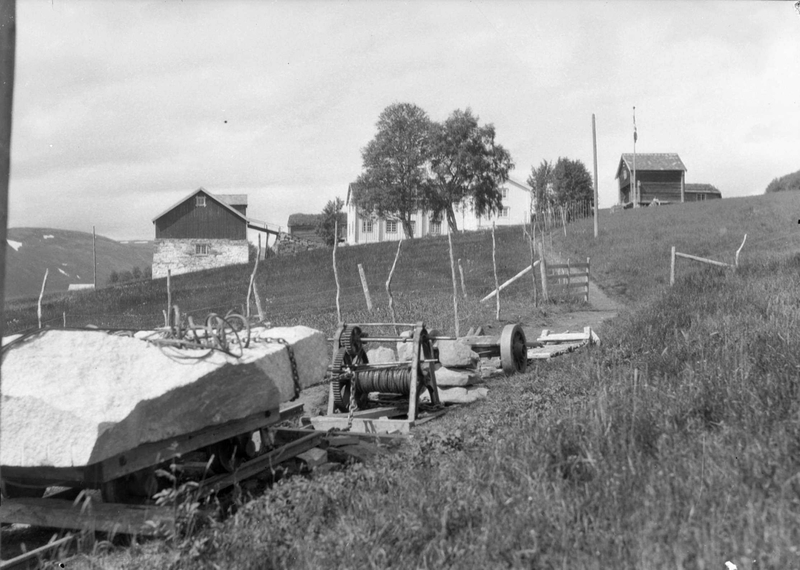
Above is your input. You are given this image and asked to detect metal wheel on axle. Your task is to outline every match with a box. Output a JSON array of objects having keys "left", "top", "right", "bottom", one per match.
[
  {"left": 500, "top": 323, "right": 527, "bottom": 375},
  {"left": 329, "top": 347, "right": 369, "bottom": 413}
]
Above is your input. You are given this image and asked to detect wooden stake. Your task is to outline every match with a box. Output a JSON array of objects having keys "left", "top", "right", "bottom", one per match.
[
  {"left": 457, "top": 258, "right": 467, "bottom": 298},
  {"left": 586, "top": 257, "right": 591, "bottom": 303},
  {"left": 529, "top": 217, "right": 537, "bottom": 305},
  {"left": 386, "top": 238, "right": 403, "bottom": 335},
  {"left": 447, "top": 232, "right": 459, "bottom": 337},
  {"left": 480, "top": 261, "right": 539, "bottom": 302},
  {"left": 592, "top": 114, "right": 599, "bottom": 238},
  {"left": 670, "top": 246, "right": 676, "bottom": 286},
  {"left": 357, "top": 263, "right": 373, "bottom": 312},
  {"left": 247, "top": 238, "right": 261, "bottom": 318},
  {"left": 538, "top": 241, "right": 549, "bottom": 302},
  {"left": 333, "top": 220, "right": 341, "bottom": 323},
  {"left": 735, "top": 234, "right": 747, "bottom": 267},
  {"left": 37, "top": 268, "right": 48, "bottom": 328},
  {"left": 491, "top": 222, "right": 500, "bottom": 321},
  {"left": 63, "top": 311, "right": 66, "bottom": 327},
  {"left": 166, "top": 269, "right": 172, "bottom": 328}
]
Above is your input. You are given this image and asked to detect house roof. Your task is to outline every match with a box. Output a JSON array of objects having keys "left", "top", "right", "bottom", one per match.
[
  {"left": 685, "top": 183, "right": 721, "bottom": 195},
  {"left": 151, "top": 187, "right": 248, "bottom": 223},
  {"left": 287, "top": 213, "right": 320, "bottom": 227},
  {"left": 616, "top": 153, "right": 687, "bottom": 179}
]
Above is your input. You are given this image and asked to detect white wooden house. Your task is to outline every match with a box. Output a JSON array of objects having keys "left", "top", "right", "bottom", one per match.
[{"left": 345, "top": 178, "right": 532, "bottom": 245}]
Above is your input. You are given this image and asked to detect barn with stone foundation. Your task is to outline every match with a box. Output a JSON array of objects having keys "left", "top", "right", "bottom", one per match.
[{"left": 151, "top": 188, "right": 255, "bottom": 279}]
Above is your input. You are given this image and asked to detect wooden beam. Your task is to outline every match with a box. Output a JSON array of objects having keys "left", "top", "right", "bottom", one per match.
[
  {"left": 480, "top": 261, "right": 540, "bottom": 303},
  {"left": 198, "top": 430, "right": 325, "bottom": 498},
  {"left": 0, "top": 498, "right": 174, "bottom": 536},
  {"left": 308, "top": 417, "right": 412, "bottom": 434},
  {"left": 0, "top": 534, "right": 74, "bottom": 570},
  {"left": 674, "top": 252, "right": 731, "bottom": 268}
]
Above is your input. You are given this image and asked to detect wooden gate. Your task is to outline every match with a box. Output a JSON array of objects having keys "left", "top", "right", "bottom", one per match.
[{"left": 545, "top": 258, "right": 590, "bottom": 302}]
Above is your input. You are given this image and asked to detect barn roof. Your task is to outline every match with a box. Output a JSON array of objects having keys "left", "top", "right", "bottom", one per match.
[
  {"left": 217, "top": 194, "right": 248, "bottom": 206},
  {"left": 287, "top": 213, "right": 320, "bottom": 227},
  {"left": 616, "top": 153, "right": 687, "bottom": 179},
  {"left": 685, "top": 183, "right": 721, "bottom": 195},
  {"left": 151, "top": 187, "right": 248, "bottom": 223}
]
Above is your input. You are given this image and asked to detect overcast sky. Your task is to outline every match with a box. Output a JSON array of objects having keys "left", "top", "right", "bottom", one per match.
[{"left": 9, "top": 0, "right": 800, "bottom": 241}]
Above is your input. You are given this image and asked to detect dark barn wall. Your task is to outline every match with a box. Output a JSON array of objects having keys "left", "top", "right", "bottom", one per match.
[
  {"left": 636, "top": 171, "right": 683, "bottom": 202},
  {"left": 155, "top": 193, "right": 247, "bottom": 239}
]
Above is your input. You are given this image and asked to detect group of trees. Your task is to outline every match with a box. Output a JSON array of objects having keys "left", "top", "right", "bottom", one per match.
[
  {"left": 108, "top": 265, "right": 151, "bottom": 285},
  {"left": 350, "top": 103, "right": 514, "bottom": 238},
  {"left": 527, "top": 157, "right": 594, "bottom": 217},
  {"left": 764, "top": 168, "right": 800, "bottom": 194}
]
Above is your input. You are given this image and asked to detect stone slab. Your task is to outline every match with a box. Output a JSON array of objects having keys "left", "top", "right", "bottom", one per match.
[
  {"left": 366, "top": 346, "right": 396, "bottom": 364},
  {"left": 1, "top": 327, "right": 328, "bottom": 468},
  {"left": 434, "top": 365, "right": 480, "bottom": 387},
  {"left": 435, "top": 340, "right": 480, "bottom": 368}
]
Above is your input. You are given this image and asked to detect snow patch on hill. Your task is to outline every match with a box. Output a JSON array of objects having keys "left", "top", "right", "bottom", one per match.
[
  {"left": 58, "top": 268, "right": 70, "bottom": 277},
  {"left": 7, "top": 239, "right": 22, "bottom": 251},
  {"left": 43, "top": 235, "right": 54, "bottom": 239}
]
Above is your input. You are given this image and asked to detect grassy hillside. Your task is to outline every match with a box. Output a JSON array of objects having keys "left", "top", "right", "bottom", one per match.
[
  {"left": 3, "top": 228, "right": 154, "bottom": 301},
  {"left": 4, "top": 225, "right": 552, "bottom": 334},
  {"left": 548, "top": 191, "right": 800, "bottom": 303}
]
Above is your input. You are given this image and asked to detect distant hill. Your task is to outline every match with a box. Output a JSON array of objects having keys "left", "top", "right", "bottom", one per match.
[
  {"left": 765, "top": 168, "right": 800, "bottom": 193},
  {"left": 4, "top": 228, "right": 154, "bottom": 301}
]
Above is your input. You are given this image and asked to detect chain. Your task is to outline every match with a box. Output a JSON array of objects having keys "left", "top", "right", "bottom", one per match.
[
  {"left": 261, "top": 337, "right": 302, "bottom": 400},
  {"left": 345, "top": 369, "right": 357, "bottom": 432}
]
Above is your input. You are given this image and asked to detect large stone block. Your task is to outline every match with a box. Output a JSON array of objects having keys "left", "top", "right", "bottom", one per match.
[
  {"left": 435, "top": 340, "right": 479, "bottom": 368},
  {"left": 366, "top": 346, "right": 396, "bottom": 364},
  {"left": 420, "top": 385, "right": 488, "bottom": 404},
  {"left": 433, "top": 365, "right": 480, "bottom": 387},
  {"left": 0, "top": 326, "right": 327, "bottom": 468}
]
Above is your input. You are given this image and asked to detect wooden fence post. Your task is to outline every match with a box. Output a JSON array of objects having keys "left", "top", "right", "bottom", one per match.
[
  {"left": 357, "top": 263, "right": 373, "bottom": 312},
  {"left": 166, "top": 269, "right": 172, "bottom": 328},
  {"left": 538, "top": 241, "right": 549, "bottom": 302},
  {"left": 586, "top": 257, "right": 590, "bottom": 302},
  {"left": 492, "top": 223, "right": 500, "bottom": 321},
  {"left": 333, "top": 220, "right": 341, "bottom": 323},
  {"left": 735, "top": 234, "right": 747, "bottom": 267},
  {"left": 529, "top": 218, "right": 537, "bottom": 305},
  {"left": 37, "top": 268, "right": 48, "bottom": 329},
  {"left": 386, "top": 239, "right": 403, "bottom": 335},
  {"left": 670, "top": 246, "right": 676, "bottom": 286},
  {"left": 448, "top": 232, "right": 459, "bottom": 337},
  {"left": 458, "top": 258, "right": 467, "bottom": 298},
  {"left": 252, "top": 239, "right": 265, "bottom": 322}
]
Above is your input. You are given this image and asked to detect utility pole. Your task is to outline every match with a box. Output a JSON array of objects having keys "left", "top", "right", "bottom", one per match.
[
  {"left": 93, "top": 225, "right": 97, "bottom": 289},
  {"left": 632, "top": 106, "right": 638, "bottom": 207},
  {"left": 592, "top": 114, "right": 599, "bottom": 238}
]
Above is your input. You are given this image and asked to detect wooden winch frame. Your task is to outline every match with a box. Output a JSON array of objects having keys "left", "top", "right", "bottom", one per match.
[{"left": 325, "top": 321, "right": 441, "bottom": 423}]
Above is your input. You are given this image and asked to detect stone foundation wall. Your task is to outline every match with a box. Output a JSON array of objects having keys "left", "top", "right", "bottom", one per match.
[
  {"left": 152, "top": 239, "right": 249, "bottom": 279},
  {"left": 271, "top": 232, "right": 328, "bottom": 256}
]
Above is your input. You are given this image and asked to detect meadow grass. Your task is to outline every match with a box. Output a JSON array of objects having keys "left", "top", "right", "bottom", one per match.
[
  {"left": 73, "top": 254, "right": 800, "bottom": 569},
  {"left": 549, "top": 191, "right": 800, "bottom": 303}
]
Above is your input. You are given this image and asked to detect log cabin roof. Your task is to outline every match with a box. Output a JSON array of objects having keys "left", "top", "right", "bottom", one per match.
[
  {"left": 685, "top": 183, "right": 721, "bottom": 195},
  {"left": 616, "top": 153, "right": 687, "bottom": 179}
]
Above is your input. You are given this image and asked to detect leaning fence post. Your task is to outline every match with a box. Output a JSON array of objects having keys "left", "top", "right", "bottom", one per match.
[
  {"left": 386, "top": 239, "right": 403, "bottom": 335},
  {"left": 37, "top": 268, "right": 49, "bottom": 329},
  {"left": 538, "top": 241, "right": 549, "bottom": 302},
  {"left": 448, "top": 232, "right": 460, "bottom": 337},
  {"left": 670, "top": 246, "right": 676, "bottom": 286},
  {"left": 492, "top": 223, "right": 500, "bottom": 321},
  {"left": 357, "top": 263, "right": 373, "bottom": 312},
  {"left": 586, "top": 257, "right": 590, "bottom": 303},
  {"left": 333, "top": 220, "right": 341, "bottom": 323},
  {"left": 457, "top": 258, "right": 467, "bottom": 298},
  {"left": 166, "top": 269, "right": 172, "bottom": 328},
  {"left": 735, "top": 234, "right": 747, "bottom": 267}
]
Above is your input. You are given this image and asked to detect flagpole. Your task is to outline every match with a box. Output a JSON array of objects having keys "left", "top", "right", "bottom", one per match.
[{"left": 632, "top": 106, "right": 637, "bottom": 208}]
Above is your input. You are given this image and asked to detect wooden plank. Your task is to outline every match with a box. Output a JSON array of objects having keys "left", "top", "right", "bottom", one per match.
[
  {"left": 0, "top": 498, "right": 174, "bottom": 536},
  {"left": 275, "top": 427, "right": 407, "bottom": 445},
  {"left": 348, "top": 406, "right": 407, "bottom": 420},
  {"left": 198, "top": 431, "right": 325, "bottom": 498},
  {"left": 538, "top": 330, "right": 591, "bottom": 342},
  {"left": 96, "top": 405, "right": 294, "bottom": 484},
  {"left": 546, "top": 263, "right": 589, "bottom": 270},
  {"left": 547, "top": 282, "right": 589, "bottom": 289},
  {"left": 0, "top": 534, "right": 74, "bottom": 570},
  {"left": 1, "top": 465, "right": 86, "bottom": 487},
  {"left": 308, "top": 417, "right": 413, "bottom": 434},
  {"left": 674, "top": 251, "right": 732, "bottom": 268},
  {"left": 527, "top": 341, "right": 588, "bottom": 360}
]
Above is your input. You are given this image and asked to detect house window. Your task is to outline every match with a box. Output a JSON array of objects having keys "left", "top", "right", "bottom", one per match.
[
  {"left": 362, "top": 219, "right": 373, "bottom": 233},
  {"left": 500, "top": 207, "right": 510, "bottom": 218},
  {"left": 430, "top": 220, "right": 441, "bottom": 235},
  {"left": 386, "top": 220, "right": 398, "bottom": 233},
  {"left": 196, "top": 196, "right": 206, "bottom": 207},
  {"left": 501, "top": 188, "right": 508, "bottom": 198},
  {"left": 698, "top": 194, "right": 706, "bottom": 201},
  {"left": 410, "top": 221, "right": 416, "bottom": 235},
  {"left": 195, "top": 243, "right": 209, "bottom": 255}
]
